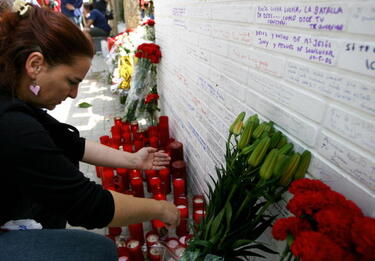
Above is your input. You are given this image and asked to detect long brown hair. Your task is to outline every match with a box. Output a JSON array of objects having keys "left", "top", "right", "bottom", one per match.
[{"left": 0, "top": 5, "right": 94, "bottom": 95}]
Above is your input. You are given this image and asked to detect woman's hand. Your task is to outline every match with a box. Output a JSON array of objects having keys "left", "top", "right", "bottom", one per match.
[
  {"left": 158, "top": 200, "right": 180, "bottom": 229},
  {"left": 134, "top": 147, "right": 171, "bottom": 170}
]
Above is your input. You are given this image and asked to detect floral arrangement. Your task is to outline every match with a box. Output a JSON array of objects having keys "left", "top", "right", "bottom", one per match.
[
  {"left": 181, "top": 113, "right": 312, "bottom": 260},
  {"left": 142, "top": 18, "right": 155, "bottom": 41},
  {"left": 122, "top": 43, "right": 161, "bottom": 126},
  {"left": 272, "top": 178, "right": 375, "bottom": 261}
]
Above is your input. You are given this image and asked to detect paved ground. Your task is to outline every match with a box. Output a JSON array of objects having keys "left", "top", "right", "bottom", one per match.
[{"left": 49, "top": 53, "right": 122, "bottom": 234}]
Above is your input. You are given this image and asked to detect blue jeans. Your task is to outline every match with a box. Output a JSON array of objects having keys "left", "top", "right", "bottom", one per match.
[{"left": 0, "top": 229, "right": 117, "bottom": 261}]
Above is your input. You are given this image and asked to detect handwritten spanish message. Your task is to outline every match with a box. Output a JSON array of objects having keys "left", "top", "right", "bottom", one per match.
[
  {"left": 254, "top": 29, "right": 338, "bottom": 65},
  {"left": 338, "top": 41, "right": 375, "bottom": 78},
  {"left": 285, "top": 61, "right": 375, "bottom": 116},
  {"left": 348, "top": 4, "right": 375, "bottom": 36},
  {"left": 255, "top": 4, "right": 347, "bottom": 31},
  {"left": 317, "top": 132, "right": 375, "bottom": 192}
]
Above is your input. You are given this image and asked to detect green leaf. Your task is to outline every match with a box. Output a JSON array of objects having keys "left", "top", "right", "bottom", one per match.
[
  {"left": 209, "top": 208, "right": 225, "bottom": 238},
  {"left": 78, "top": 102, "right": 92, "bottom": 108},
  {"left": 232, "top": 239, "right": 254, "bottom": 249}
]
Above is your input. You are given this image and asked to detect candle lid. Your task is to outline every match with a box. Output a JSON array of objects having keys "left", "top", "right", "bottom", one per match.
[
  {"left": 147, "top": 233, "right": 159, "bottom": 243},
  {"left": 194, "top": 198, "right": 204, "bottom": 203},
  {"left": 195, "top": 210, "right": 205, "bottom": 215},
  {"left": 127, "top": 239, "right": 139, "bottom": 249},
  {"left": 172, "top": 160, "right": 186, "bottom": 169},
  {"left": 166, "top": 239, "right": 179, "bottom": 249},
  {"left": 118, "top": 256, "right": 129, "bottom": 261},
  {"left": 149, "top": 246, "right": 162, "bottom": 256}
]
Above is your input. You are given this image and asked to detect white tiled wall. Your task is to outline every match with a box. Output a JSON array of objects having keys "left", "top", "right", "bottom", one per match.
[{"left": 154, "top": 0, "right": 375, "bottom": 234}]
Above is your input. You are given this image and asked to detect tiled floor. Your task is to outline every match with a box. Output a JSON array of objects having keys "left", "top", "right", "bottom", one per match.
[{"left": 49, "top": 54, "right": 122, "bottom": 234}]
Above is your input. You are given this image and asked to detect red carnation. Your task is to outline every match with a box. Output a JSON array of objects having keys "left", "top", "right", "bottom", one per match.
[
  {"left": 351, "top": 217, "right": 375, "bottom": 260},
  {"left": 289, "top": 178, "right": 331, "bottom": 195},
  {"left": 142, "top": 19, "right": 155, "bottom": 26},
  {"left": 291, "top": 231, "right": 357, "bottom": 261},
  {"left": 287, "top": 190, "right": 347, "bottom": 217},
  {"left": 145, "top": 93, "right": 159, "bottom": 104},
  {"left": 315, "top": 207, "right": 356, "bottom": 250},
  {"left": 272, "top": 217, "right": 311, "bottom": 240}
]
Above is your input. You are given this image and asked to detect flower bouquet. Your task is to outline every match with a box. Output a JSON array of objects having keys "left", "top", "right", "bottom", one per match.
[
  {"left": 142, "top": 19, "right": 155, "bottom": 41},
  {"left": 272, "top": 178, "right": 375, "bottom": 261},
  {"left": 122, "top": 43, "right": 161, "bottom": 126},
  {"left": 181, "top": 113, "right": 312, "bottom": 260}
]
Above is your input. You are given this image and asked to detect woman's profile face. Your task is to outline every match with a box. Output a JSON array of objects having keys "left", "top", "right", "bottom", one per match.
[{"left": 35, "top": 56, "right": 92, "bottom": 110}]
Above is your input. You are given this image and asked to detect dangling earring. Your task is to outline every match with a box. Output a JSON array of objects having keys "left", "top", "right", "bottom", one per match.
[{"left": 29, "top": 81, "right": 40, "bottom": 96}]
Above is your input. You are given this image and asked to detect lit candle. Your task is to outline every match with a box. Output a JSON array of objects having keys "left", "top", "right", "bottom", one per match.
[
  {"left": 117, "top": 246, "right": 128, "bottom": 258},
  {"left": 150, "top": 176, "right": 161, "bottom": 194},
  {"left": 112, "top": 134, "right": 121, "bottom": 147},
  {"left": 129, "top": 169, "right": 141, "bottom": 179},
  {"left": 154, "top": 192, "right": 166, "bottom": 201},
  {"left": 149, "top": 136, "right": 159, "bottom": 148},
  {"left": 114, "top": 117, "right": 122, "bottom": 126},
  {"left": 123, "top": 144, "right": 133, "bottom": 152},
  {"left": 148, "top": 246, "right": 162, "bottom": 261},
  {"left": 111, "top": 125, "right": 121, "bottom": 137},
  {"left": 130, "top": 177, "right": 145, "bottom": 198},
  {"left": 108, "top": 227, "right": 122, "bottom": 236},
  {"left": 126, "top": 239, "right": 144, "bottom": 261},
  {"left": 166, "top": 141, "right": 183, "bottom": 162},
  {"left": 128, "top": 223, "right": 145, "bottom": 245},
  {"left": 131, "top": 121, "right": 139, "bottom": 138},
  {"left": 122, "top": 122, "right": 131, "bottom": 133},
  {"left": 151, "top": 220, "right": 165, "bottom": 233},
  {"left": 145, "top": 169, "right": 157, "bottom": 193},
  {"left": 171, "top": 160, "right": 187, "bottom": 180},
  {"left": 193, "top": 195, "right": 205, "bottom": 211},
  {"left": 158, "top": 168, "right": 171, "bottom": 194},
  {"left": 95, "top": 166, "right": 103, "bottom": 178},
  {"left": 173, "top": 178, "right": 185, "bottom": 200},
  {"left": 193, "top": 210, "right": 206, "bottom": 226},
  {"left": 146, "top": 231, "right": 159, "bottom": 250}
]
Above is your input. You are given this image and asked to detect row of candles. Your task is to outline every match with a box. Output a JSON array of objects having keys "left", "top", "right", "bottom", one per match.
[{"left": 96, "top": 116, "right": 206, "bottom": 260}]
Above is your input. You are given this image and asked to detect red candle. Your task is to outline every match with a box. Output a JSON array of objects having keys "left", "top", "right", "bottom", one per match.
[
  {"left": 105, "top": 234, "right": 116, "bottom": 243},
  {"left": 124, "top": 190, "right": 135, "bottom": 196},
  {"left": 116, "top": 168, "right": 129, "bottom": 190},
  {"left": 102, "top": 168, "right": 114, "bottom": 188},
  {"left": 134, "top": 131, "right": 144, "bottom": 141},
  {"left": 99, "top": 135, "right": 110, "bottom": 145},
  {"left": 108, "top": 227, "right": 122, "bottom": 236},
  {"left": 111, "top": 125, "right": 121, "bottom": 136},
  {"left": 154, "top": 192, "right": 166, "bottom": 201},
  {"left": 148, "top": 126, "right": 159, "bottom": 137},
  {"left": 126, "top": 239, "right": 144, "bottom": 261},
  {"left": 177, "top": 205, "right": 188, "bottom": 237},
  {"left": 150, "top": 176, "right": 161, "bottom": 194},
  {"left": 193, "top": 195, "right": 205, "bottom": 211},
  {"left": 149, "top": 136, "right": 159, "bottom": 148},
  {"left": 117, "top": 246, "right": 128, "bottom": 258},
  {"left": 158, "top": 168, "right": 171, "bottom": 194},
  {"left": 122, "top": 132, "right": 132, "bottom": 145},
  {"left": 112, "top": 134, "right": 121, "bottom": 146},
  {"left": 131, "top": 121, "right": 139, "bottom": 133},
  {"left": 159, "top": 116, "right": 168, "bottom": 126},
  {"left": 171, "top": 160, "right": 187, "bottom": 180},
  {"left": 148, "top": 246, "right": 162, "bottom": 261},
  {"left": 193, "top": 210, "right": 206, "bottom": 226},
  {"left": 130, "top": 177, "right": 145, "bottom": 198},
  {"left": 95, "top": 166, "right": 103, "bottom": 178},
  {"left": 174, "top": 196, "right": 188, "bottom": 206},
  {"left": 114, "top": 117, "right": 123, "bottom": 126},
  {"left": 173, "top": 178, "right": 185, "bottom": 200},
  {"left": 123, "top": 144, "right": 133, "bottom": 152},
  {"left": 129, "top": 169, "right": 141, "bottom": 179},
  {"left": 145, "top": 169, "right": 157, "bottom": 192},
  {"left": 146, "top": 231, "right": 159, "bottom": 249},
  {"left": 134, "top": 140, "right": 144, "bottom": 152},
  {"left": 158, "top": 116, "right": 170, "bottom": 148},
  {"left": 166, "top": 141, "right": 183, "bottom": 162},
  {"left": 128, "top": 223, "right": 144, "bottom": 245},
  {"left": 122, "top": 123, "right": 131, "bottom": 133},
  {"left": 113, "top": 175, "right": 125, "bottom": 192}
]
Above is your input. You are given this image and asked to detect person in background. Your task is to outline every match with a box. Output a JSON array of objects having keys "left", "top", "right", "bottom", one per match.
[
  {"left": 61, "top": 0, "right": 82, "bottom": 26},
  {"left": 0, "top": 3, "right": 179, "bottom": 261},
  {"left": 92, "top": 0, "right": 106, "bottom": 15},
  {"left": 83, "top": 2, "right": 111, "bottom": 37}
]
